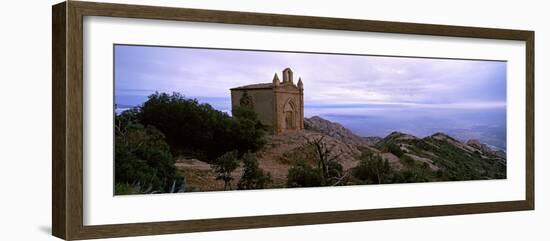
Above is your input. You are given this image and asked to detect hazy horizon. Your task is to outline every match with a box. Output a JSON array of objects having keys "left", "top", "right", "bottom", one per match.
[{"left": 115, "top": 45, "right": 507, "bottom": 149}]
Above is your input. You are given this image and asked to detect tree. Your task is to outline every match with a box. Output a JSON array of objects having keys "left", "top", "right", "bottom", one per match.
[
  {"left": 352, "top": 152, "right": 392, "bottom": 184},
  {"left": 304, "top": 135, "right": 343, "bottom": 184},
  {"left": 138, "top": 92, "right": 266, "bottom": 161},
  {"left": 114, "top": 109, "right": 176, "bottom": 194},
  {"left": 211, "top": 150, "right": 240, "bottom": 190},
  {"left": 237, "top": 152, "right": 272, "bottom": 190},
  {"left": 231, "top": 106, "right": 267, "bottom": 155},
  {"left": 285, "top": 135, "right": 345, "bottom": 188}
]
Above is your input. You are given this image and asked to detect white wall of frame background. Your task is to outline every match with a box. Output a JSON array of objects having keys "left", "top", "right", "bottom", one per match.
[{"left": 0, "top": 0, "right": 548, "bottom": 240}]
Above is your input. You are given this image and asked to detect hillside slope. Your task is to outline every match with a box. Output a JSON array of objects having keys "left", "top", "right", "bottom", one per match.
[
  {"left": 375, "top": 131, "right": 506, "bottom": 180},
  {"left": 176, "top": 116, "right": 506, "bottom": 191}
]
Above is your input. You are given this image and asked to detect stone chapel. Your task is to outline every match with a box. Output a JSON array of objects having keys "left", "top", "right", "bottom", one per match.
[{"left": 230, "top": 68, "right": 304, "bottom": 134}]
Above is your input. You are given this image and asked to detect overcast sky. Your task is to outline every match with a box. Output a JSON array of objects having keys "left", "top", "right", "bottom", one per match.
[{"left": 115, "top": 44, "right": 506, "bottom": 109}]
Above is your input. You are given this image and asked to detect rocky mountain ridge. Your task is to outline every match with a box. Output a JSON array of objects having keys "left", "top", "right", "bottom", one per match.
[{"left": 306, "top": 117, "right": 506, "bottom": 180}]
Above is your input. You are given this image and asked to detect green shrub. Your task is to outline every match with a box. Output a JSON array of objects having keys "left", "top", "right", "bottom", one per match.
[
  {"left": 237, "top": 152, "right": 272, "bottom": 190},
  {"left": 287, "top": 160, "right": 324, "bottom": 187},
  {"left": 391, "top": 168, "right": 431, "bottom": 183},
  {"left": 392, "top": 156, "right": 434, "bottom": 183},
  {"left": 400, "top": 154, "right": 416, "bottom": 166},
  {"left": 138, "top": 92, "right": 266, "bottom": 161},
  {"left": 231, "top": 106, "right": 267, "bottom": 156},
  {"left": 385, "top": 143, "right": 404, "bottom": 157},
  {"left": 114, "top": 183, "right": 140, "bottom": 195},
  {"left": 114, "top": 110, "right": 176, "bottom": 194},
  {"left": 352, "top": 152, "right": 392, "bottom": 184},
  {"left": 211, "top": 150, "right": 240, "bottom": 190}
]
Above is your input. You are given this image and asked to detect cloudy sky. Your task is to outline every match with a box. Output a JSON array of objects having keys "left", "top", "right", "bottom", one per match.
[{"left": 115, "top": 45, "right": 507, "bottom": 148}]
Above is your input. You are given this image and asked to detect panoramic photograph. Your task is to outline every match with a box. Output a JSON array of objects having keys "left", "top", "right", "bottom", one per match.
[{"left": 114, "top": 44, "right": 507, "bottom": 195}]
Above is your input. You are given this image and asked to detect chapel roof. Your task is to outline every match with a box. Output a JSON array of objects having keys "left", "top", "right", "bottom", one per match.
[{"left": 230, "top": 82, "right": 274, "bottom": 90}]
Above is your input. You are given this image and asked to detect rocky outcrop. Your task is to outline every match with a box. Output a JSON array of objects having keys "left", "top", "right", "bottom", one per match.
[
  {"left": 467, "top": 139, "right": 492, "bottom": 152},
  {"left": 304, "top": 116, "right": 370, "bottom": 147},
  {"left": 362, "top": 136, "right": 383, "bottom": 146},
  {"left": 256, "top": 129, "right": 363, "bottom": 186},
  {"left": 387, "top": 131, "right": 419, "bottom": 141},
  {"left": 466, "top": 139, "right": 506, "bottom": 159},
  {"left": 429, "top": 132, "right": 477, "bottom": 153}
]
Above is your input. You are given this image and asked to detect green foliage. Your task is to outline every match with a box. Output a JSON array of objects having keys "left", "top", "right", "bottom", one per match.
[
  {"left": 285, "top": 159, "right": 343, "bottom": 187},
  {"left": 390, "top": 161, "right": 432, "bottom": 183},
  {"left": 384, "top": 143, "right": 404, "bottom": 157},
  {"left": 114, "top": 183, "right": 141, "bottom": 195},
  {"left": 211, "top": 150, "right": 240, "bottom": 190},
  {"left": 231, "top": 106, "right": 267, "bottom": 156},
  {"left": 374, "top": 133, "right": 506, "bottom": 183},
  {"left": 114, "top": 92, "right": 267, "bottom": 194},
  {"left": 352, "top": 152, "right": 392, "bottom": 184},
  {"left": 286, "top": 160, "right": 324, "bottom": 188},
  {"left": 237, "top": 152, "right": 272, "bottom": 190},
  {"left": 407, "top": 138, "right": 506, "bottom": 180},
  {"left": 400, "top": 154, "right": 416, "bottom": 166},
  {"left": 138, "top": 92, "right": 266, "bottom": 161},
  {"left": 114, "top": 110, "right": 176, "bottom": 195}
]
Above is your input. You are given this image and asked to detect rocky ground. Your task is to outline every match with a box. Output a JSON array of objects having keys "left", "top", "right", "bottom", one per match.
[{"left": 176, "top": 128, "right": 367, "bottom": 190}]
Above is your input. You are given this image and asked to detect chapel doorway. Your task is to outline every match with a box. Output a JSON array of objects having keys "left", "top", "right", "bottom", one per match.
[
  {"left": 284, "top": 99, "right": 296, "bottom": 130},
  {"left": 285, "top": 111, "right": 294, "bottom": 129}
]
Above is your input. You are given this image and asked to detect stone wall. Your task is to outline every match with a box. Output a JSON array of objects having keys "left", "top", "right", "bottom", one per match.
[{"left": 230, "top": 89, "right": 274, "bottom": 128}]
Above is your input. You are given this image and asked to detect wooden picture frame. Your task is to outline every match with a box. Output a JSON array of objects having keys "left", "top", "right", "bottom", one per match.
[{"left": 52, "top": 1, "right": 534, "bottom": 240}]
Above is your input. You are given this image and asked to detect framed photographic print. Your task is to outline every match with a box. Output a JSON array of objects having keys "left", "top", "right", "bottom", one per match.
[{"left": 52, "top": 1, "right": 534, "bottom": 240}]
